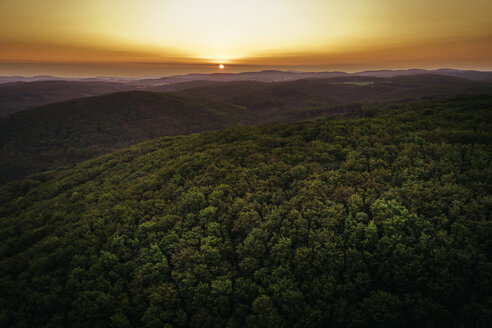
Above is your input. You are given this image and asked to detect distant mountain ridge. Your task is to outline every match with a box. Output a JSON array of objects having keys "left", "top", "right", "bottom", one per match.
[
  {"left": 353, "top": 68, "right": 492, "bottom": 82},
  {"left": 133, "top": 70, "right": 350, "bottom": 86},
  {"left": 2, "top": 68, "right": 491, "bottom": 86},
  {"left": 0, "top": 75, "right": 141, "bottom": 84}
]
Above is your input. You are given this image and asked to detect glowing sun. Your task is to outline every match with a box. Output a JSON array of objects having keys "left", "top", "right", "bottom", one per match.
[{"left": 218, "top": 64, "right": 225, "bottom": 69}]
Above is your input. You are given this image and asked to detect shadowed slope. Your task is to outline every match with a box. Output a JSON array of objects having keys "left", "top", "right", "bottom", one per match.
[
  {"left": 0, "top": 80, "right": 136, "bottom": 117},
  {"left": 0, "top": 91, "right": 255, "bottom": 183}
]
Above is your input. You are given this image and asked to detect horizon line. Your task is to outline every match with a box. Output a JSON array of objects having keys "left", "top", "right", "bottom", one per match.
[{"left": 1, "top": 67, "right": 492, "bottom": 80}]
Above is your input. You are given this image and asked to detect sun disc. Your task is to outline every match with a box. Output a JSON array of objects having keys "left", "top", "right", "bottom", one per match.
[{"left": 219, "top": 64, "right": 224, "bottom": 69}]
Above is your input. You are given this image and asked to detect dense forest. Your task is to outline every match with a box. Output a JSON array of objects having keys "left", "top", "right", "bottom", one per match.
[{"left": 0, "top": 95, "right": 490, "bottom": 327}]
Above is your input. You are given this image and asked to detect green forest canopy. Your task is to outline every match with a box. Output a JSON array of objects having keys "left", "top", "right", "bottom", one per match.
[{"left": 0, "top": 95, "right": 491, "bottom": 327}]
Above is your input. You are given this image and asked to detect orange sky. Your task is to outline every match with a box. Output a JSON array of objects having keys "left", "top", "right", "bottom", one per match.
[{"left": 1, "top": 0, "right": 491, "bottom": 76}]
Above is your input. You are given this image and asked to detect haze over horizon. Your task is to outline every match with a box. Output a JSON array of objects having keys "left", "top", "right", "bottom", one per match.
[{"left": 1, "top": 0, "right": 492, "bottom": 77}]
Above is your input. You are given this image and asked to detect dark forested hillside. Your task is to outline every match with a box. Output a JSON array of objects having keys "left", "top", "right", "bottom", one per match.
[
  {"left": 0, "top": 91, "right": 255, "bottom": 184},
  {"left": 0, "top": 80, "right": 136, "bottom": 117},
  {"left": 0, "top": 96, "right": 490, "bottom": 327}
]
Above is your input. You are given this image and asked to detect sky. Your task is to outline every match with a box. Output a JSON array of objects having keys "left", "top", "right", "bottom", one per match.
[{"left": 1, "top": 0, "right": 491, "bottom": 77}]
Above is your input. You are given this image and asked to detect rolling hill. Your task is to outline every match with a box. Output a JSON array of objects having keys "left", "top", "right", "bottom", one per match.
[
  {"left": 0, "top": 91, "right": 255, "bottom": 184},
  {"left": 178, "top": 74, "right": 492, "bottom": 122},
  {"left": 0, "top": 80, "right": 137, "bottom": 117},
  {"left": 1, "top": 75, "right": 491, "bottom": 184},
  {"left": 354, "top": 68, "right": 492, "bottom": 82},
  {"left": 134, "top": 70, "right": 349, "bottom": 86},
  {"left": 2, "top": 72, "right": 492, "bottom": 118},
  {"left": 114, "top": 68, "right": 492, "bottom": 87},
  {"left": 147, "top": 80, "right": 226, "bottom": 93},
  {"left": 0, "top": 96, "right": 490, "bottom": 327}
]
